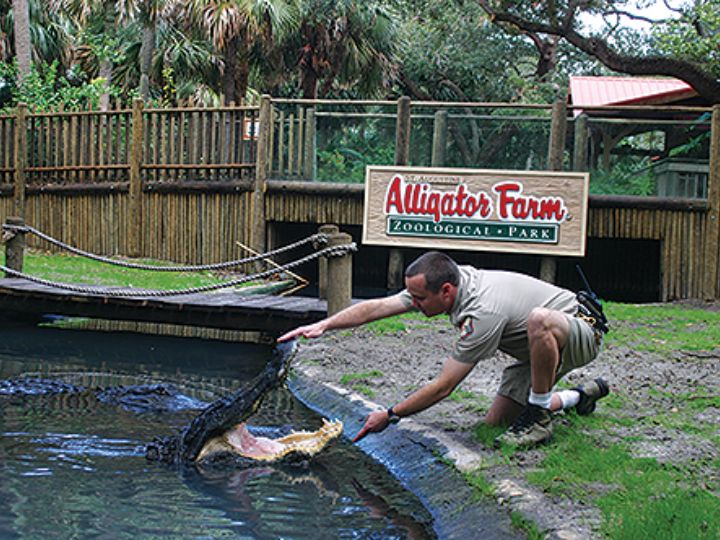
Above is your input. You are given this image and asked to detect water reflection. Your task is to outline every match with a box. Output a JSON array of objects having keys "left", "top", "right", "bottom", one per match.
[{"left": 0, "top": 326, "right": 436, "bottom": 539}]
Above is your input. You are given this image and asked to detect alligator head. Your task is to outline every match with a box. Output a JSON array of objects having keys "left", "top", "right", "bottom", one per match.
[
  {"left": 145, "top": 341, "right": 342, "bottom": 465},
  {"left": 195, "top": 418, "right": 343, "bottom": 465}
]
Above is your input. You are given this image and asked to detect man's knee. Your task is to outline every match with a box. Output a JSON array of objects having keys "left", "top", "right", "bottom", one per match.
[{"left": 527, "top": 307, "right": 569, "bottom": 346}]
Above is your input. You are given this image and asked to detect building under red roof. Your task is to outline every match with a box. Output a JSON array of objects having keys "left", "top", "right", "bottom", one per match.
[{"left": 568, "top": 76, "right": 699, "bottom": 115}]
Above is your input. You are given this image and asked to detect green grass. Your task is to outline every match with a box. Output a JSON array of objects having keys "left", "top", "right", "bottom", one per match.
[
  {"left": 510, "top": 511, "right": 545, "bottom": 540},
  {"left": 6, "top": 248, "right": 243, "bottom": 291},
  {"left": 468, "top": 294, "right": 720, "bottom": 540},
  {"left": 463, "top": 469, "right": 496, "bottom": 499},
  {"left": 364, "top": 310, "right": 436, "bottom": 334},
  {"left": 605, "top": 301, "right": 720, "bottom": 353},
  {"left": 520, "top": 417, "right": 720, "bottom": 540},
  {"left": 339, "top": 370, "right": 383, "bottom": 384},
  {"left": 448, "top": 388, "right": 477, "bottom": 402},
  {"left": 350, "top": 384, "right": 376, "bottom": 398},
  {"left": 339, "top": 370, "right": 386, "bottom": 399}
]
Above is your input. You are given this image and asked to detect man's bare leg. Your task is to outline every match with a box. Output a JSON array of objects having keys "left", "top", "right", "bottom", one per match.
[
  {"left": 485, "top": 394, "right": 524, "bottom": 426},
  {"left": 527, "top": 308, "right": 570, "bottom": 394}
]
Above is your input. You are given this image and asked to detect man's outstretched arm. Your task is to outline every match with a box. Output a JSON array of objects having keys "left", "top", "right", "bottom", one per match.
[
  {"left": 277, "top": 294, "right": 410, "bottom": 342},
  {"left": 352, "top": 357, "right": 475, "bottom": 442}
]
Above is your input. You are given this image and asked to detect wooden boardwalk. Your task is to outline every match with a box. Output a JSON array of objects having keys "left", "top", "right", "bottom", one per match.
[{"left": 0, "top": 278, "right": 328, "bottom": 335}]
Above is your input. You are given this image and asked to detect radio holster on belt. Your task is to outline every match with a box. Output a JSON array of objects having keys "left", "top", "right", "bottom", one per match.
[{"left": 575, "top": 265, "right": 609, "bottom": 334}]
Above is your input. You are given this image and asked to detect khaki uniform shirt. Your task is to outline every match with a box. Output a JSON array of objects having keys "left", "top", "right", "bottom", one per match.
[{"left": 398, "top": 266, "right": 578, "bottom": 364}]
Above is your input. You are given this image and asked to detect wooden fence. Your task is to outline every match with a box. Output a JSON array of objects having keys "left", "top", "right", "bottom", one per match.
[{"left": 1, "top": 97, "right": 718, "bottom": 301}]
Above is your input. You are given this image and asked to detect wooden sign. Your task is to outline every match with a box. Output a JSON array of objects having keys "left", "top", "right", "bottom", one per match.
[{"left": 363, "top": 166, "right": 589, "bottom": 256}]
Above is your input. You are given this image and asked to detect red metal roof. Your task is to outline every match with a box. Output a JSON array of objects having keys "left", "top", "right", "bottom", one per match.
[{"left": 568, "top": 76, "right": 698, "bottom": 114}]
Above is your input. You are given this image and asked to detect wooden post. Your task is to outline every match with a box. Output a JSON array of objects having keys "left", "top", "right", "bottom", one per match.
[
  {"left": 326, "top": 231, "right": 353, "bottom": 316},
  {"left": 547, "top": 98, "right": 567, "bottom": 171},
  {"left": 13, "top": 103, "right": 27, "bottom": 218},
  {"left": 573, "top": 113, "right": 589, "bottom": 172},
  {"left": 703, "top": 104, "right": 720, "bottom": 299},
  {"left": 303, "top": 107, "right": 316, "bottom": 180},
  {"left": 432, "top": 109, "right": 448, "bottom": 166},
  {"left": 251, "top": 95, "right": 272, "bottom": 263},
  {"left": 541, "top": 98, "right": 568, "bottom": 283},
  {"left": 4, "top": 217, "right": 25, "bottom": 277},
  {"left": 129, "top": 98, "right": 144, "bottom": 257},
  {"left": 317, "top": 224, "right": 339, "bottom": 299},
  {"left": 296, "top": 105, "right": 305, "bottom": 175},
  {"left": 395, "top": 96, "right": 411, "bottom": 166},
  {"left": 388, "top": 96, "right": 412, "bottom": 290}
]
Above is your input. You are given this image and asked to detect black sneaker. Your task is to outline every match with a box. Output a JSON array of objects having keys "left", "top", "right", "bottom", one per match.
[
  {"left": 495, "top": 404, "right": 553, "bottom": 448},
  {"left": 572, "top": 377, "right": 610, "bottom": 415}
]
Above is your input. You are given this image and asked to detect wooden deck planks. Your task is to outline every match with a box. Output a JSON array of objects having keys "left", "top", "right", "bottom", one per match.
[{"left": 0, "top": 278, "right": 329, "bottom": 334}]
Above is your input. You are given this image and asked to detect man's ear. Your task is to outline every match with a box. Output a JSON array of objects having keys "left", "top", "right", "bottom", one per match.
[{"left": 441, "top": 282, "right": 452, "bottom": 296}]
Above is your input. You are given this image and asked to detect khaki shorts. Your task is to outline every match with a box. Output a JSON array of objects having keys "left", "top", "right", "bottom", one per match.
[{"left": 498, "top": 314, "right": 603, "bottom": 406}]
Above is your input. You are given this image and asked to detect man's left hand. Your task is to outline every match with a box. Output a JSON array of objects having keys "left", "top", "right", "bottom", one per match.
[{"left": 352, "top": 410, "right": 391, "bottom": 443}]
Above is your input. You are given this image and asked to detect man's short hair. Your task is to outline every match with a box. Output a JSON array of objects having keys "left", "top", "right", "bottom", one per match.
[{"left": 405, "top": 251, "right": 459, "bottom": 293}]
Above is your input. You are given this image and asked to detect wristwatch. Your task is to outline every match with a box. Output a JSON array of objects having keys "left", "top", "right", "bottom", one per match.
[{"left": 386, "top": 406, "right": 401, "bottom": 424}]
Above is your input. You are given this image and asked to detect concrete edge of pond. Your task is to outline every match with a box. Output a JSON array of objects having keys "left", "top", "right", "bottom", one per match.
[{"left": 287, "top": 370, "right": 522, "bottom": 540}]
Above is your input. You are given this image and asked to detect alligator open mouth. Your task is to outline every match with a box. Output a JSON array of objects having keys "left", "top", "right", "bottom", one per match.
[
  {"left": 145, "top": 340, "right": 343, "bottom": 465},
  {"left": 195, "top": 418, "right": 343, "bottom": 463}
]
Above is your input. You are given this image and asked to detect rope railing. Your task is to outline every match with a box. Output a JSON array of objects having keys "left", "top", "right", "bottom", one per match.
[
  {"left": 1, "top": 223, "right": 328, "bottom": 272},
  {"left": 0, "top": 242, "right": 357, "bottom": 297}
]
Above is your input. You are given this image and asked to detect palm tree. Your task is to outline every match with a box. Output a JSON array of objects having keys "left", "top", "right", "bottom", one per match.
[
  {"left": 12, "top": 0, "right": 31, "bottom": 79},
  {"left": 291, "top": 0, "right": 398, "bottom": 99},
  {"left": 116, "top": 0, "right": 169, "bottom": 100},
  {"left": 186, "top": 0, "right": 299, "bottom": 104},
  {"left": 1, "top": 0, "right": 70, "bottom": 75},
  {"left": 53, "top": 0, "right": 122, "bottom": 108}
]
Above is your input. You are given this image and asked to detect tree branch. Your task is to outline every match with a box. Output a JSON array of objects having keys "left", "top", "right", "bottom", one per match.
[{"left": 476, "top": 1, "right": 720, "bottom": 103}]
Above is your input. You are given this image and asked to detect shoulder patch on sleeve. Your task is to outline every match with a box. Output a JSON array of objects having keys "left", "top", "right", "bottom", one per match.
[{"left": 459, "top": 317, "right": 475, "bottom": 340}]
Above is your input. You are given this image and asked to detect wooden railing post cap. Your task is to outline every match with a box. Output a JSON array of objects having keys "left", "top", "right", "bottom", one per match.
[
  {"left": 327, "top": 230, "right": 352, "bottom": 245},
  {"left": 319, "top": 224, "right": 339, "bottom": 235}
]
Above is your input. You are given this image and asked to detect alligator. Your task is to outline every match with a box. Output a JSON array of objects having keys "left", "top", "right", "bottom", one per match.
[
  {"left": 1, "top": 341, "right": 343, "bottom": 466},
  {"left": 145, "top": 341, "right": 343, "bottom": 465}
]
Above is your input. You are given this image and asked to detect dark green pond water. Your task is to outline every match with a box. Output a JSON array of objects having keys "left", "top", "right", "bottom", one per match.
[{"left": 0, "top": 326, "right": 435, "bottom": 539}]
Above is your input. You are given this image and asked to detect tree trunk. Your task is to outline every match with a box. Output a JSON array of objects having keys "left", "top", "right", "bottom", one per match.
[
  {"left": 301, "top": 68, "right": 318, "bottom": 99},
  {"left": 98, "top": 59, "right": 113, "bottom": 111},
  {"left": 13, "top": 0, "right": 31, "bottom": 81},
  {"left": 138, "top": 23, "right": 155, "bottom": 101},
  {"left": 222, "top": 37, "right": 239, "bottom": 104}
]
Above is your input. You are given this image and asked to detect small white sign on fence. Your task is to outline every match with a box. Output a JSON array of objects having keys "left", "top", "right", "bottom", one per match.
[{"left": 243, "top": 118, "right": 260, "bottom": 141}]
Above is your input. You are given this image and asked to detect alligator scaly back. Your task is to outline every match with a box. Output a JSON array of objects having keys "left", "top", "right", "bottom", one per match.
[{"left": 145, "top": 341, "right": 297, "bottom": 464}]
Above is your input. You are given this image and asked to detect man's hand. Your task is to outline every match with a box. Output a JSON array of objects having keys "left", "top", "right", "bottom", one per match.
[
  {"left": 277, "top": 322, "right": 325, "bottom": 342},
  {"left": 352, "top": 410, "right": 391, "bottom": 443}
]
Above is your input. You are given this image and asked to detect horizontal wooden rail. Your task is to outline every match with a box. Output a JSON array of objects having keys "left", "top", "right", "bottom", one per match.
[
  {"left": 143, "top": 106, "right": 259, "bottom": 114},
  {"left": 28, "top": 109, "right": 132, "bottom": 118},
  {"left": 141, "top": 163, "right": 254, "bottom": 170},
  {"left": 26, "top": 164, "right": 129, "bottom": 172},
  {"left": 267, "top": 179, "right": 364, "bottom": 196},
  {"left": 589, "top": 194, "right": 708, "bottom": 211},
  {"left": 145, "top": 180, "right": 253, "bottom": 193}
]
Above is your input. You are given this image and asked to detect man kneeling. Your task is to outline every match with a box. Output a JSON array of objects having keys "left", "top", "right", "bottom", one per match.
[{"left": 278, "top": 251, "right": 608, "bottom": 448}]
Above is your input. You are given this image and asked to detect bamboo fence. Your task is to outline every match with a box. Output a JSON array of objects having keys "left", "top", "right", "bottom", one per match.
[{"left": 1, "top": 97, "right": 718, "bottom": 301}]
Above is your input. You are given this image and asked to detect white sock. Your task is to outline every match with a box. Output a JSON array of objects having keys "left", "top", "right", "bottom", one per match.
[
  {"left": 556, "top": 389, "right": 581, "bottom": 410},
  {"left": 528, "top": 390, "right": 553, "bottom": 410}
]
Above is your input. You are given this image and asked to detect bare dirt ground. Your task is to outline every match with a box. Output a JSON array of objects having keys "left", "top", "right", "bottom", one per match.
[{"left": 291, "top": 310, "right": 720, "bottom": 539}]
